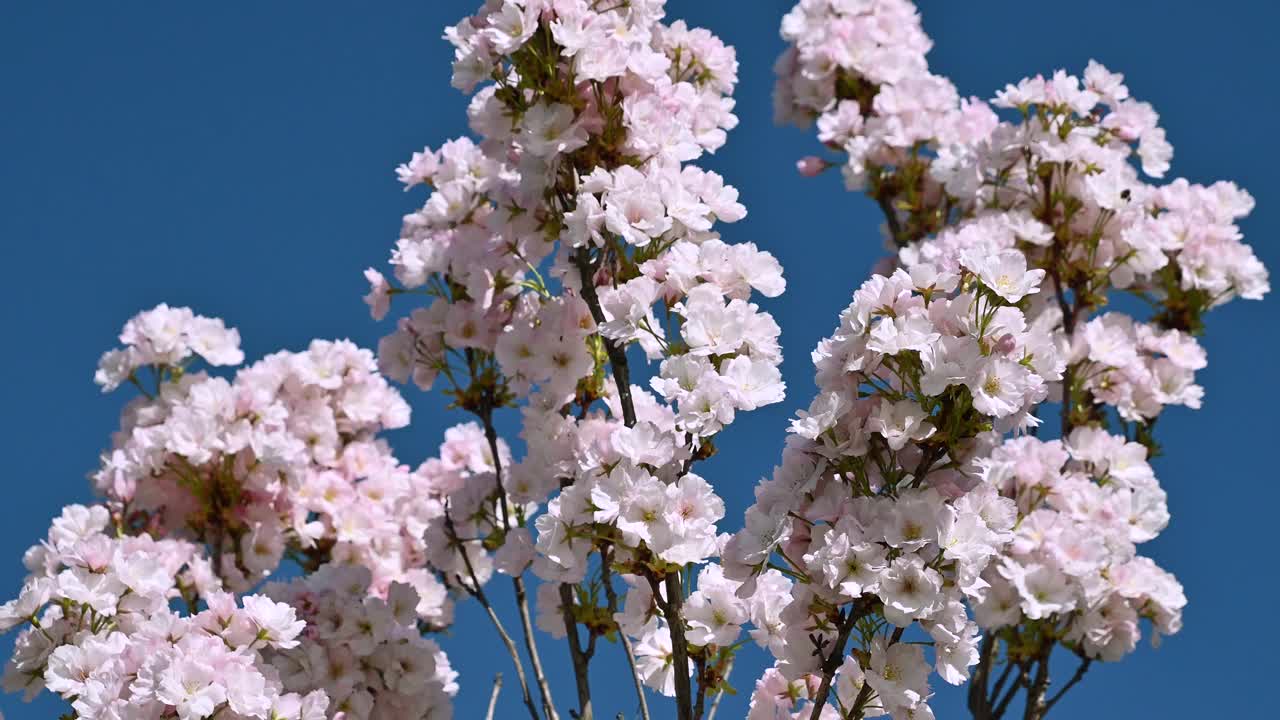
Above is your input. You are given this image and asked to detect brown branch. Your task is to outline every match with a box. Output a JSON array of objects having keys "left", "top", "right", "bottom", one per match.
[
  {"left": 1042, "top": 657, "right": 1092, "bottom": 716},
  {"left": 807, "top": 597, "right": 873, "bottom": 720},
  {"left": 1022, "top": 652, "right": 1052, "bottom": 720},
  {"left": 992, "top": 660, "right": 1029, "bottom": 720},
  {"left": 560, "top": 583, "right": 594, "bottom": 720},
  {"left": 693, "top": 655, "right": 708, "bottom": 720},
  {"left": 662, "top": 572, "right": 695, "bottom": 720},
  {"left": 572, "top": 247, "right": 636, "bottom": 426}
]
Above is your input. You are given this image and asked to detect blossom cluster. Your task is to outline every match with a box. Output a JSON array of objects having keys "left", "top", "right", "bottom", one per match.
[
  {"left": 775, "top": 0, "right": 997, "bottom": 193},
  {"left": 263, "top": 565, "right": 458, "bottom": 719},
  {"left": 906, "top": 68, "right": 1268, "bottom": 327},
  {"left": 415, "top": 422, "right": 515, "bottom": 592},
  {"left": 729, "top": 260, "right": 1052, "bottom": 719},
  {"left": 94, "top": 304, "right": 244, "bottom": 392},
  {"left": 1071, "top": 313, "right": 1205, "bottom": 422},
  {"left": 0, "top": 505, "right": 329, "bottom": 720},
  {"left": 2, "top": 308, "right": 461, "bottom": 719},
  {"left": 779, "top": 0, "right": 1269, "bottom": 329},
  {"left": 92, "top": 308, "right": 453, "bottom": 625},
  {"left": 975, "top": 429, "right": 1185, "bottom": 662}
]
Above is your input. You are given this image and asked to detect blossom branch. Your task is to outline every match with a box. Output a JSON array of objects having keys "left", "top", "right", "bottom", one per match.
[
  {"left": 572, "top": 247, "right": 636, "bottom": 426},
  {"left": 850, "top": 626, "right": 907, "bottom": 719},
  {"left": 807, "top": 597, "right": 872, "bottom": 720}
]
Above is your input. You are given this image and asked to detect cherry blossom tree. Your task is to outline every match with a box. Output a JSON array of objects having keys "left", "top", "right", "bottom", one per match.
[
  {"left": 0, "top": 2, "right": 1267, "bottom": 720},
  {"left": 765, "top": 1, "right": 1265, "bottom": 718},
  {"left": 367, "top": 2, "right": 782, "bottom": 718}
]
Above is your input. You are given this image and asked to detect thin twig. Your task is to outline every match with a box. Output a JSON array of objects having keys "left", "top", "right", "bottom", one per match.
[
  {"left": 485, "top": 673, "right": 504, "bottom": 720},
  {"left": 706, "top": 657, "right": 734, "bottom": 720},
  {"left": 479, "top": 409, "right": 559, "bottom": 720},
  {"left": 446, "top": 511, "right": 540, "bottom": 720},
  {"left": 992, "top": 660, "right": 1029, "bottom": 720},
  {"left": 515, "top": 576, "right": 560, "bottom": 720},
  {"left": 602, "top": 549, "right": 651, "bottom": 720},
  {"left": 1042, "top": 657, "right": 1092, "bottom": 715}
]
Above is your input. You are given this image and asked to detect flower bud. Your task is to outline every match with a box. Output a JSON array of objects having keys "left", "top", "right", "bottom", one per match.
[{"left": 796, "top": 156, "right": 825, "bottom": 177}]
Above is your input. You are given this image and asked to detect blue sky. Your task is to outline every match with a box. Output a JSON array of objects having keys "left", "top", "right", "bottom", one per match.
[{"left": 1, "top": 1, "right": 1274, "bottom": 717}]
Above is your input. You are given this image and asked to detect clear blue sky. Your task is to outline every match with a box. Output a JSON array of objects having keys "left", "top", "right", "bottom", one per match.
[{"left": 2, "top": 2, "right": 1274, "bottom": 717}]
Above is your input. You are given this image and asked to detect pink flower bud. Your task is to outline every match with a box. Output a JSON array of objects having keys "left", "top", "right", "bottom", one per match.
[{"left": 796, "top": 156, "right": 825, "bottom": 177}]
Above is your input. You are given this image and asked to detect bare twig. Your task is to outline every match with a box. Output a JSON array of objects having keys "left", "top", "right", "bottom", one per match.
[
  {"left": 446, "top": 510, "right": 540, "bottom": 720},
  {"left": 1042, "top": 657, "right": 1092, "bottom": 716},
  {"left": 602, "top": 549, "right": 651, "bottom": 720},
  {"left": 515, "top": 576, "right": 560, "bottom": 720},
  {"left": 1023, "top": 652, "right": 1052, "bottom": 720},
  {"left": 485, "top": 674, "right": 504, "bottom": 720},
  {"left": 478, "top": 408, "right": 559, "bottom": 720}
]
